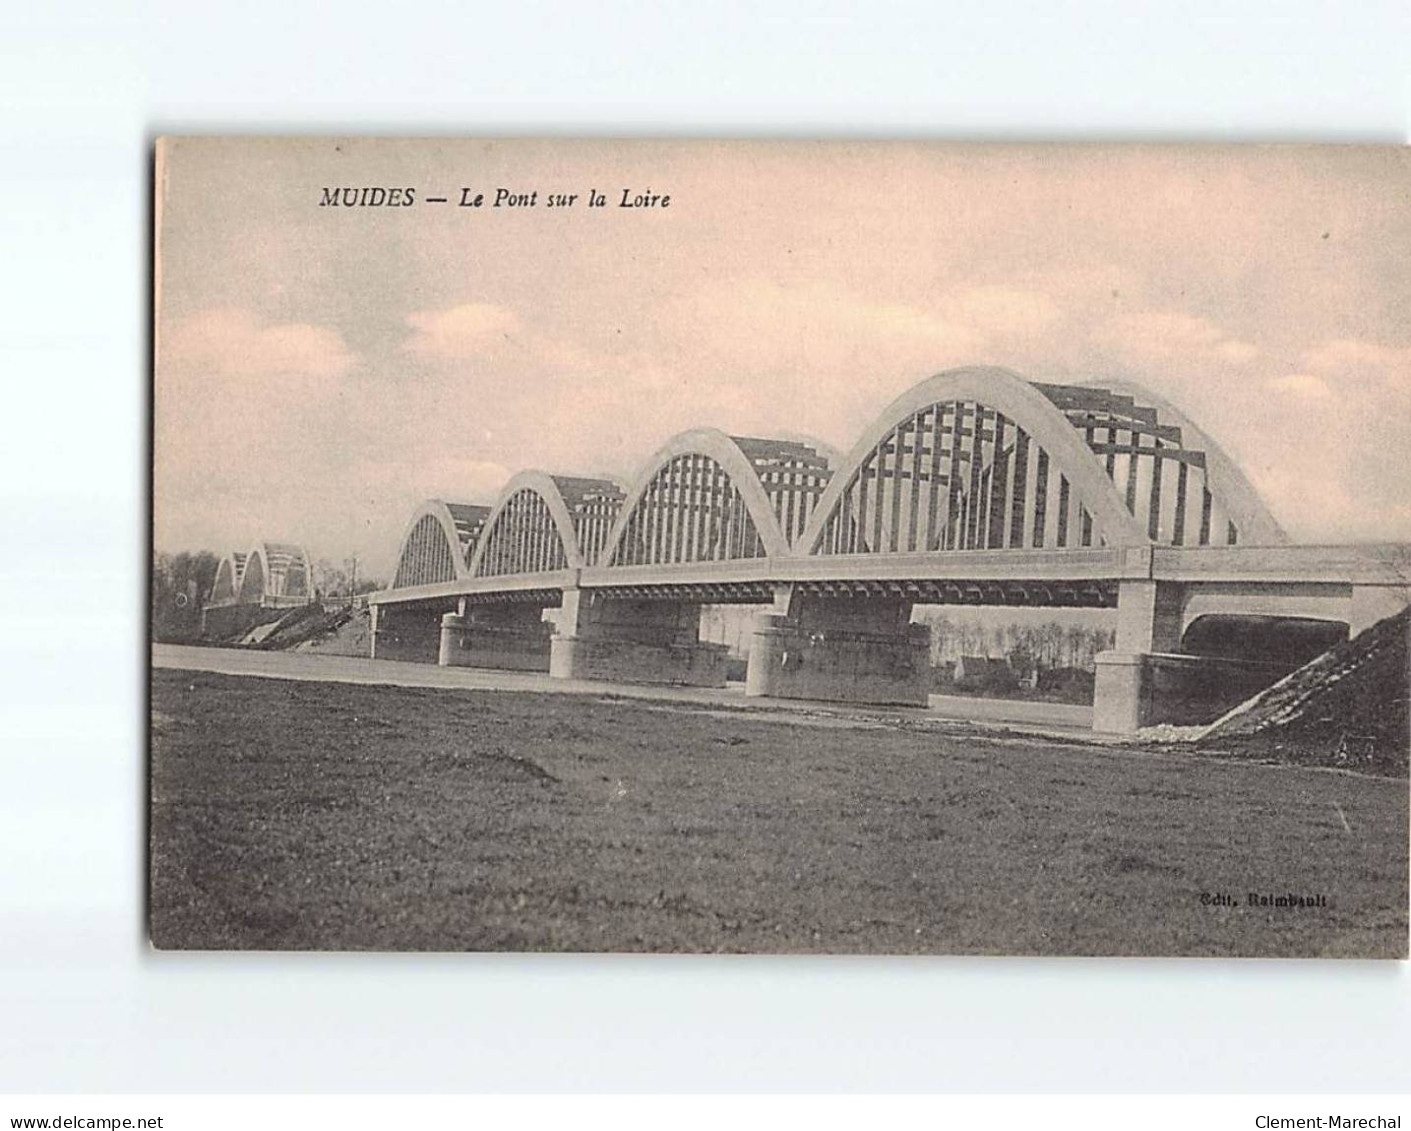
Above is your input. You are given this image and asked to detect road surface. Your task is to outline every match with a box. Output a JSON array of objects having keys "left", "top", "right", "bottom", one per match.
[{"left": 151, "top": 643, "right": 1095, "bottom": 734}]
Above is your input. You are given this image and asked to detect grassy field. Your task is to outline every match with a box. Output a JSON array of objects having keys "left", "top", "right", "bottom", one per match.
[{"left": 149, "top": 669, "right": 1408, "bottom": 956}]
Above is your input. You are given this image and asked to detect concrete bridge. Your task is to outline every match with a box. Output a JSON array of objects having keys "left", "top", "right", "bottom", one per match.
[
  {"left": 368, "top": 366, "right": 1410, "bottom": 731},
  {"left": 202, "top": 541, "right": 313, "bottom": 636}
]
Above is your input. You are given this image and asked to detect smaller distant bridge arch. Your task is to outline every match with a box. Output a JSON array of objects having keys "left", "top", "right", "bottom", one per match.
[
  {"left": 236, "top": 542, "right": 311, "bottom": 605},
  {"left": 200, "top": 540, "right": 312, "bottom": 640},
  {"left": 210, "top": 551, "right": 248, "bottom": 605}
]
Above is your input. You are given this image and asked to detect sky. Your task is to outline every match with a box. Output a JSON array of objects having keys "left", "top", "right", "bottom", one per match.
[{"left": 154, "top": 139, "right": 1411, "bottom": 580}]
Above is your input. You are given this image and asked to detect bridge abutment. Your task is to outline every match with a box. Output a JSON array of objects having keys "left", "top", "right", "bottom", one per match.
[
  {"left": 439, "top": 603, "right": 552, "bottom": 671},
  {"left": 1089, "top": 578, "right": 1411, "bottom": 733},
  {"left": 745, "top": 587, "right": 931, "bottom": 707},
  {"left": 548, "top": 589, "right": 729, "bottom": 686},
  {"left": 1350, "top": 583, "right": 1411, "bottom": 636}
]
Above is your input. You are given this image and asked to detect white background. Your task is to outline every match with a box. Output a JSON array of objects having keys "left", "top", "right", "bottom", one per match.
[{"left": 1, "top": 0, "right": 1408, "bottom": 1094}]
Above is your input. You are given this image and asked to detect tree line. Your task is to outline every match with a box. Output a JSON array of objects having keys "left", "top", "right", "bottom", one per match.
[{"left": 921, "top": 612, "right": 1116, "bottom": 672}]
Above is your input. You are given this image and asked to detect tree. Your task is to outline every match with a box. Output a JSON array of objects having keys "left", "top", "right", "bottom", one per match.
[
  {"left": 927, "top": 613, "right": 954, "bottom": 665},
  {"left": 991, "top": 623, "right": 1009, "bottom": 658},
  {"left": 1038, "top": 621, "right": 1064, "bottom": 669},
  {"left": 316, "top": 558, "right": 348, "bottom": 596},
  {"left": 151, "top": 549, "right": 220, "bottom": 642},
  {"left": 1064, "top": 624, "right": 1085, "bottom": 668}
]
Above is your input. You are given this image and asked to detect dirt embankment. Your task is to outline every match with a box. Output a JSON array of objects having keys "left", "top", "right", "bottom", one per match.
[
  {"left": 1199, "top": 608, "right": 1409, "bottom": 777},
  {"left": 202, "top": 603, "right": 370, "bottom": 655},
  {"left": 294, "top": 606, "right": 372, "bottom": 656}
]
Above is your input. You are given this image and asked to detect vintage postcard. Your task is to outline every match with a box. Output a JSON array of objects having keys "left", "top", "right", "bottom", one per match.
[{"left": 151, "top": 139, "right": 1409, "bottom": 956}]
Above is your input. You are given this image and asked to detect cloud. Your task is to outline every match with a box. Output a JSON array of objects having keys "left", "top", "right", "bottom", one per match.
[
  {"left": 1091, "top": 309, "right": 1259, "bottom": 368},
  {"left": 1298, "top": 338, "right": 1411, "bottom": 400},
  {"left": 1240, "top": 336, "right": 1411, "bottom": 542},
  {"left": 1214, "top": 340, "right": 1260, "bottom": 364},
  {"left": 681, "top": 279, "right": 989, "bottom": 367},
  {"left": 404, "top": 303, "right": 523, "bottom": 360},
  {"left": 1264, "top": 373, "right": 1332, "bottom": 399},
  {"left": 162, "top": 308, "right": 355, "bottom": 382},
  {"left": 940, "top": 285, "right": 1063, "bottom": 336},
  {"left": 362, "top": 454, "right": 513, "bottom": 509},
  {"left": 155, "top": 307, "right": 360, "bottom": 555}
]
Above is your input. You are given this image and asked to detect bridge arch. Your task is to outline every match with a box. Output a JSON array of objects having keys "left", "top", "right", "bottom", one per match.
[
  {"left": 236, "top": 542, "right": 310, "bottom": 603},
  {"left": 1075, "top": 378, "right": 1287, "bottom": 546},
  {"left": 801, "top": 366, "right": 1151, "bottom": 556},
  {"left": 210, "top": 551, "right": 247, "bottom": 605},
  {"left": 600, "top": 429, "right": 823, "bottom": 567},
  {"left": 389, "top": 500, "right": 488, "bottom": 590},
  {"left": 468, "top": 471, "right": 625, "bottom": 577}
]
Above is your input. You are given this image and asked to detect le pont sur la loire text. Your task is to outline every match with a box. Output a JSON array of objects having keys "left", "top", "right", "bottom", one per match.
[{"left": 318, "top": 187, "right": 671, "bottom": 209}]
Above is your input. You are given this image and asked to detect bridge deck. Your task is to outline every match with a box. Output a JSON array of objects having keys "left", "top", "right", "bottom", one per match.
[{"left": 370, "top": 543, "right": 1411, "bottom": 609}]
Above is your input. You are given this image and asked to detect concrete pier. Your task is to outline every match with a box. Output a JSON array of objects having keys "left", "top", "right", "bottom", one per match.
[
  {"left": 439, "top": 603, "right": 552, "bottom": 671},
  {"left": 548, "top": 589, "right": 728, "bottom": 686},
  {"left": 1091, "top": 579, "right": 1184, "bottom": 732},
  {"left": 745, "top": 589, "right": 931, "bottom": 706}
]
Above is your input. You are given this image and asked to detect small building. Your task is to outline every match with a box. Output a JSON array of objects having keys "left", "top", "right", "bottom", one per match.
[
  {"left": 1012, "top": 660, "right": 1040, "bottom": 691},
  {"left": 953, "top": 655, "right": 1018, "bottom": 692}
]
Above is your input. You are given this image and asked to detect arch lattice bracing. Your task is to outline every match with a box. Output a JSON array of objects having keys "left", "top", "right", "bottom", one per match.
[
  {"left": 389, "top": 500, "right": 489, "bottom": 589},
  {"left": 469, "top": 472, "right": 626, "bottom": 577},
  {"left": 1058, "top": 378, "right": 1288, "bottom": 547},
  {"left": 802, "top": 367, "right": 1152, "bottom": 557},
  {"left": 379, "top": 368, "right": 1287, "bottom": 592},
  {"left": 602, "top": 429, "right": 830, "bottom": 568},
  {"left": 236, "top": 542, "right": 310, "bottom": 603}
]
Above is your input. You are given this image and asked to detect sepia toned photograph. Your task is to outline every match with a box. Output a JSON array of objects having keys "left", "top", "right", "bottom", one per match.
[{"left": 150, "top": 138, "right": 1410, "bottom": 957}]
